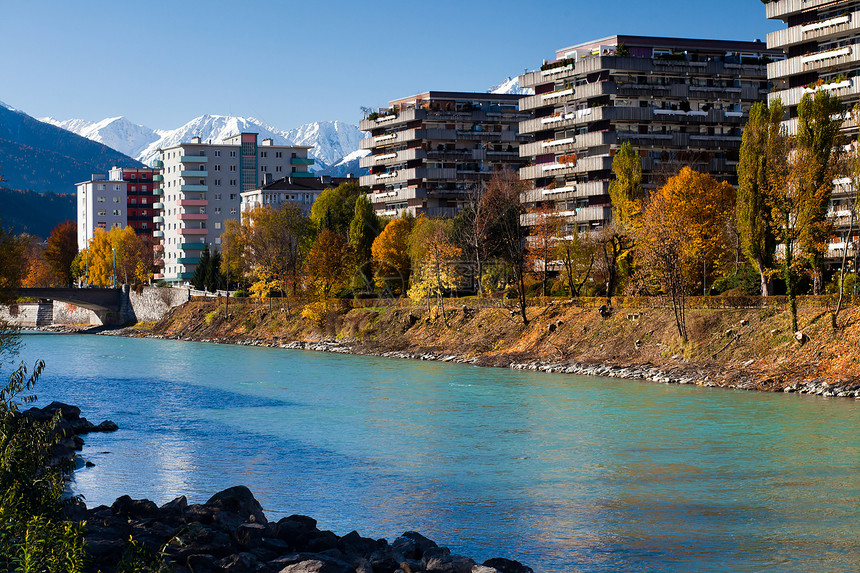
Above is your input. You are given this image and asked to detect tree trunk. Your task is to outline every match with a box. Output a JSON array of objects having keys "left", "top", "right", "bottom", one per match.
[{"left": 834, "top": 211, "right": 855, "bottom": 330}]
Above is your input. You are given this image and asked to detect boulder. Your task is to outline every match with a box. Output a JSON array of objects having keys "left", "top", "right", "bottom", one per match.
[
  {"left": 205, "top": 485, "right": 267, "bottom": 527},
  {"left": 236, "top": 522, "right": 267, "bottom": 549},
  {"left": 111, "top": 495, "right": 160, "bottom": 520},
  {"left": 216, "top": 552, "right": 259, "bottom": 573},
  {"left": 482, "top": 558, "right": 534, "bottom": 573},
  {"left": 275, "top": 515, "right": 318, "bottom": 548}
]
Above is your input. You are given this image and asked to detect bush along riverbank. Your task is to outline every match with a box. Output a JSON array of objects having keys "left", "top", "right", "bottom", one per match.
[{"left": 119, "top": 298, "right": 860, "bottom": 398}]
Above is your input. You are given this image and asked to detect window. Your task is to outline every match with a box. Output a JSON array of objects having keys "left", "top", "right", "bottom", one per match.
[
  {"left": 230, "top": 207, "right": 237, "bottom": 214},
  {"left": 97, "top": 222, "right": 106, "bottom": 229},
  {"left": 230, "top": 179, "right": 237, "bottom": 186},
  {"left": 113, "top": 209, "right": 121, "bottom": 215},
  {"left": 142, "top": 223, "right": 148, "bottom": 229},
  {"left": 113, "top": 197, "right": 120, "bottom": 203},
  {"left": 275, "top": 151, "right": 282, "bottom": 158},
  {"left": 214, "top": 165, "right": 221, "bottom": 171},
  {"left": 261, "top": 165, "right": 267, "bottom": 172},
  {"left": 200, "top": 207, "right": 206, "bottom": 214},
  {"left": 130, "top": 186, "right": 136, "bottom": 192},
  {"left": 260, "top": 151, "right": 267, "bottom": 158},
  {"left": 142, "top": 185, "right": 148, "bottom": 191},
  {"left": 130, "top": 198, "right": 137, "bottom": 204},
  {"left": 97, "top": 209, "right": 106, "bottom": 216},
  {"left": 230, "top": 150, "right": 237, "bottom": 157},
  {"left": 215, "top": 207, "right": 222, "bottom": 214},
  {"left": 292, "top": 167, "right": 297, "bottom": 173},
  {"left": 97, "top": 196, "right": 106, "bottom": 203},
  {"left": 229, "top": 165, "right": 236, "bottom": 172},
  {"left": 215, "top": 237, "right": 222, "bottom": 245},
  {"left": 215, "top": 222, "right": 222, "bottom": 229},
  {"left": 214, "top": 179, "right": 221, "bottom": 186},
  {"left": 114, "top": 184, "right": 121, "bottom": 191},
  {"left": 275, "top": 166, "right": 282, "bottom": 172},
  {"left": 215, "top": 150, "right": 221, "bottom": 157},
  {"left": 214, "top": 193, "right": 222, "bottom": 200},
  {"left": 291, "top": 152, "right": 297, "bottom": 158},
  {"left": 230, "top": 193, "right": 237, "bottom": 200}
]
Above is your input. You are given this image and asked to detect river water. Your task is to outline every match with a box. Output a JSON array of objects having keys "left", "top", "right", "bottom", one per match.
[{"left": 14, "top": 332, "right": 860, "bottom": 572}]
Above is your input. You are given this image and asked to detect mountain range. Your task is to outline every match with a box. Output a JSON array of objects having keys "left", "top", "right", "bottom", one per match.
[{"left": 40, "top": 114, "right": 369, "bottom": 175}]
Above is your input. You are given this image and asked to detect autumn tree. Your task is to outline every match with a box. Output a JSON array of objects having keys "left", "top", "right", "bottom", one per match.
[
  {"left": 407, "top": 217, "right": 462, "bottom": 320},
  {"left": 220, "top": 218, "right": 251, "bottom": 288},
  {"left": 349, "top": 194, "right": 381, "bottom": 291},
  {"left": 371, "top": 217, "right": 413, "bottom": 295},
  {"left": 304, "top": 228, "right": 354, "bottom": 307},
  {"left": 43, "top": 221, "right": 77, "bottom": 287},
  {"left": 481, "top": 170, "right": 529, "bottom": 324},
  {"left": 21, "top": 237, "right": 56, "bottom": 288},
  {"left": 526, "top": 203, "right": 561, "bottom": 297},
  {"left": 555, "top": 225, "right": 596, "bottom": 297},
  {"left": 796, "top": 90, "right": 844, "bottom": 294},
  {"left": 309, "top": 181, "right": 366, "bottom": 237},
  {"left": 638, "top": 167, "right": 736, "bottom": 340},
  {"left": 834, "top": 105, "right": 860, "bottom": 329},
  {"left": 608, "top": 141, "right": 643, "bottom": 232},
  {"left": 453, "top": 184, "right": 496, "bottom": 296},
  {"left": 81, "top": 226, "right": 151, "bottom": 286}
]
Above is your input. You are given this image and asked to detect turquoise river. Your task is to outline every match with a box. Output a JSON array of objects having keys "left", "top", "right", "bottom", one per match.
[{"left": 15, "top": 333, "right": 860, "bottom": 572}]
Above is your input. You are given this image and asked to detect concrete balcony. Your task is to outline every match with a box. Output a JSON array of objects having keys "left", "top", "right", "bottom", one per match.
[
  {"left": 360, "top": 128, "right": 458, "bottom": 150},
  {"left": 769, "top": 45, "right": 860, "bottom": 80},
  {"left": 521, "top": 180, "right": 610, "bottom": 204},
  {"left": 153, "top": 216, "right": 164, "bottom": 224},
  {"left": 520, "top": 155, "right": 613, "bottom": 180},
  {"left": 153, "top": 202, "right": 163, "bottom": 209},
  {"left": 359, "top": 147, "right": 426, "bottom": 169},
  {"left": 771, "top": 77, "right": 860, "bottom": 108},
  {"left": 180, "top": 170, "right": 208, "bottom": 177},
  {"left": 176, "top": 257, "right": 200, "bottom": 264},
  {"left": 151, "top": 160, "right": 164, "bottom": 168},
  {"left": 152, "top": 174, "right": 164, "bottom": 182},
  {"left": 766, "top": 0, "right": 840, "bottom": 19},
  {"left": 153, "top": 188, "right": 163, "bottom": 196},
  {"left": 179, "top": 243, "right": 206, "bottom": 250},
  {"left": 768, "top": 13, "right": 858, "bottom": 50},
  {"left": 290, "top": 157, "right": 315, "bottom": 165},
  {"left": 179, "top": 156, "right": 208, "bottom": 163},
  {"left": 177, "top": 199, "right": 209, "bottom": 206},
  {"left": 178, "top": 213, "right": 209, "bottom": 220},
  {"left": 178, "top": 228, "right": 208, "bottom": 235},
  {"left": 364, "top": 167, "right": 458, "bottom": 186},
  {"left": 368, "top": 188, "right": 422, "bottom": 204},
  {"left": 290, "top": 171, "right": 315, "bottom": 178},
  {"left": 179, "top": 185, "right": 208, "bottom": 192},
  {"left": 359, "top": 108, "right": 422, "bottom": 131},
  {"left": 153, "top": 230, "right": 164, "bottom": 238}
]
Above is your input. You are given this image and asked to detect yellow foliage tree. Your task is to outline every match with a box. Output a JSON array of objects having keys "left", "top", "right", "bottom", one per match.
[
  {"left": 370, "top": 217, "right": 412, "bottom": 295},
  {"left": 81, "top": 226, "right": 151, "bottom": 286},
  {"left": 407, "top": 217, "right": 461, "bottom": 320},
  {"left": 637, "top": 167, "right": 736, "bottom": 340}
]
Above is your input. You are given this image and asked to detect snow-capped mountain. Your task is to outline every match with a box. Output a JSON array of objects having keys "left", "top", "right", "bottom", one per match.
[
  {"left": 41, "top": 116, "right": 160, "bottom": 161},
  {"left": 318, "top": 148, "right": 370, "bottom": 178},
  {"left": 488, "top": 76, "right": 534, "bottom": 96},
  {"left": 39, "top": 114, "right": 368, "bottom": 173}
]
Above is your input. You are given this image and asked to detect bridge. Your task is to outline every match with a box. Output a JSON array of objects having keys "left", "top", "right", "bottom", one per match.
[
  {"left": 17, "top": 287, "right": 129, "bottom": 325},
  {"left": 19, "top": 288, "right": 123, "bottom": 312}
]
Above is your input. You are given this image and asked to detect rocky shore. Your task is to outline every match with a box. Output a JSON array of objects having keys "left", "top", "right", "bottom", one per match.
[
  {"left": 35, "top": 403, "right": 532, "bottom": 572},
  {"left": 69, "top": 485, "right": 533, "bottom": 573}
]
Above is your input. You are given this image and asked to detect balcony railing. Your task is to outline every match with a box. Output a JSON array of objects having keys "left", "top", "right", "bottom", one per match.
[
  {"left": 179, "top": 156, "right": 208, "bottom": 163},
  {"left": 766, "top": 0, "right": 840, "bottom": 20},
  {"left": 180, "top": 170, "right": 208, "bottom": 177}
]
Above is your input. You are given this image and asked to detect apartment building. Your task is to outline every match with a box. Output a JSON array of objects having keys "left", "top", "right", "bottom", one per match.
[
  {"left": 517, "top": 35, "right": 779, "bottom": 232},
  {"left": 766, "top": 0, "right": 860, "bottom": 262},
  {"left": 240, "top": 174, "right": 353, "bottom": 216},
  {"left": 76, "top": 166, "right": 161, "bottom": 251},
  {"left": 358, "top": 91, "right": 530, "bottom": 217},
  {"left": 157, "top": 134, "right": 313, "bottom": 283}
]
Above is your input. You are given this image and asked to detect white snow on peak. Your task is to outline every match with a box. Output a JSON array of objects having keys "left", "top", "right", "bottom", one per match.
[
  {"left": 40, "top": 113, "right": 368, "bottom": 172},
  {"left": 488, "top": 76, "right": 534, "bottom": 96},
  {"left": 41, "top": 116, "right": 160, "bottom": 160}
]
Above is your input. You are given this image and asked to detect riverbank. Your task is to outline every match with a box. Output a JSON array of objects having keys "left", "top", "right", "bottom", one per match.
[{"left": 113, "top": 298, "right": 860, "bottom": 398}]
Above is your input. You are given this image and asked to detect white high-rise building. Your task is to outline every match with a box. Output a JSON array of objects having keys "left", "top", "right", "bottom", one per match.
[{"left": 156, "top": 133, "right": 313, "bottom": 283}]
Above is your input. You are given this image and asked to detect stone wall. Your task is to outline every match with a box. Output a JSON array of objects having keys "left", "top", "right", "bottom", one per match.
[
  {"left": 0, "top": 302, "right": 53, "bottom": 327},
  {"left": 53, "top": 302, "right": 101, "bottom": 325},
  {"left": 127, "top": 286, "right": 191, "bottom": 323}
]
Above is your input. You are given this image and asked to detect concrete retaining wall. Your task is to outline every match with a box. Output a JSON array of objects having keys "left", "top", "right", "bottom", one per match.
[
  {"left": 127, "top": 286, "right": 191, "bottom": 323},
  {"left": 53, "top": 302, "right": 101, "bottom": 325},
  {"left": 0, "top": 302, "right": 53, "bottom": 327}
]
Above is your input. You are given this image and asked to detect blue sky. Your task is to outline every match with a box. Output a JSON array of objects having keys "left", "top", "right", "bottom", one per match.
[{"left": 0, "top": 0, "right": 780, "bottom": 131}]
